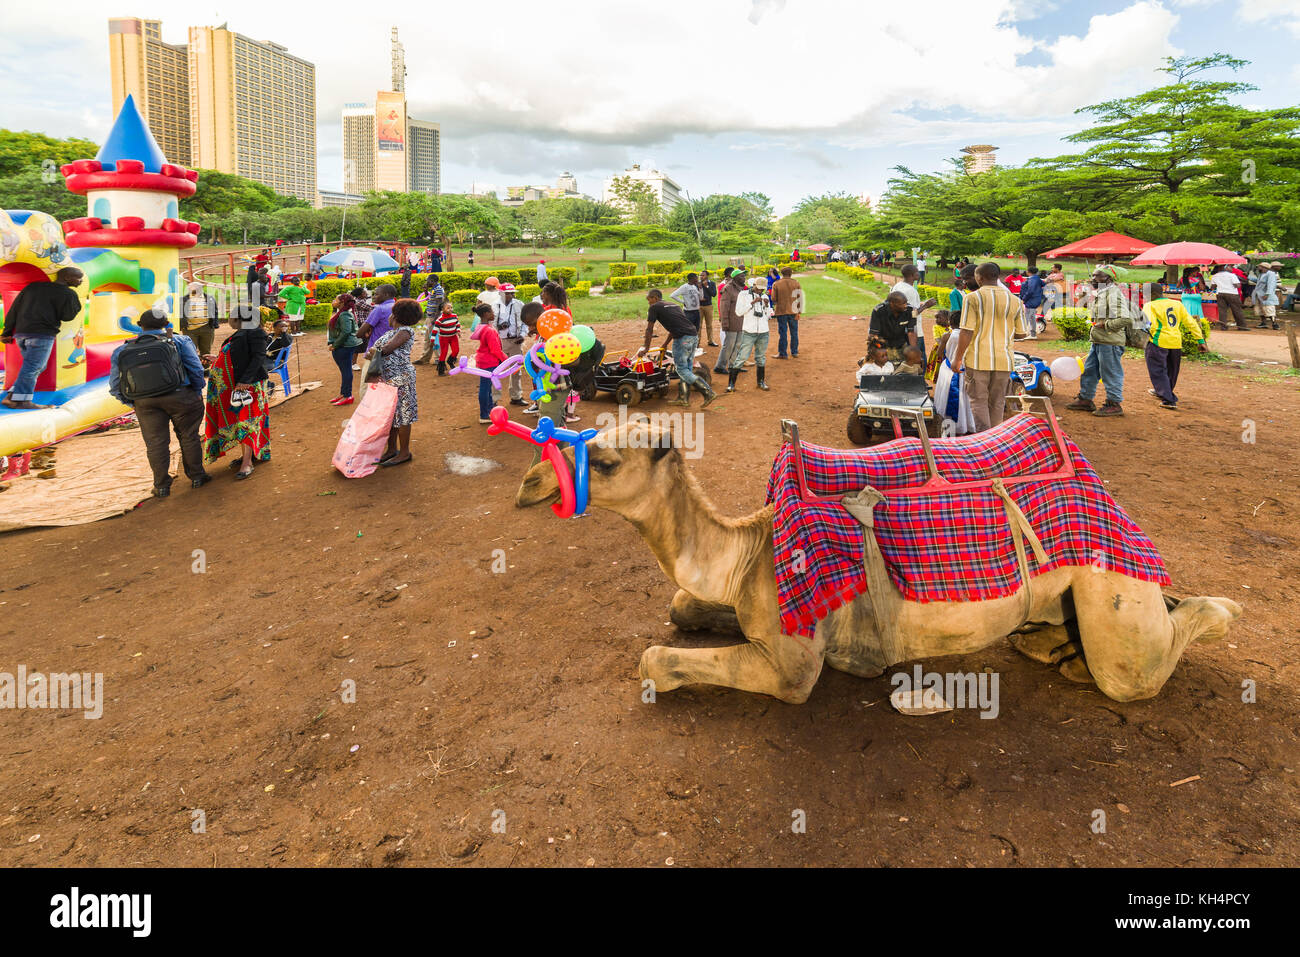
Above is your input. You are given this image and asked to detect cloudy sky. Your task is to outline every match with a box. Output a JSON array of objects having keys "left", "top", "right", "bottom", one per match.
[{"left": 1, "top": 0, "right": 1296, "bottom": 214}]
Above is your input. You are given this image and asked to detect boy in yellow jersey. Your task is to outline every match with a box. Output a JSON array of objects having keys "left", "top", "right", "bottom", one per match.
[{"left": 1142, "top": 282, "right": 1207, "bottom": 410}]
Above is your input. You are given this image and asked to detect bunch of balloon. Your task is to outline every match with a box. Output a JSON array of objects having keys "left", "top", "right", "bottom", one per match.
[{"left": 525, "top": 309, "right": 599, "bottom": 406}]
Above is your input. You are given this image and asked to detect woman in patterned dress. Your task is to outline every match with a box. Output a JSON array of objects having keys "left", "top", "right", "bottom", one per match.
[
  {"left": 366, "top": 297, "right": 420, "bottom": 467},
  {"left": 203, "top": 309, "right": 271, "bottom": 479}
]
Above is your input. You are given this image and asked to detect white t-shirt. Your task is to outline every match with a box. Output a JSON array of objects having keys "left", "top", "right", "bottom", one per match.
[
  {"left": 891, "top": 280, "right": 921, "bottom": 311},
  {"left": 1210, "top": 270, "right": 1240, "bottom": 295},
  {"left": 862, "top": 361, "right": 895, "bottom": 375},
  {"left": 916, "top": 258, "right": 927, "bottom": 271}
]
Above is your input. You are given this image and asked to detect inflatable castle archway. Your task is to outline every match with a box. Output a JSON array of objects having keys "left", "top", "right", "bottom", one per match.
[{"left": 0, "top": 94, "right": 201, "bottom": 456}]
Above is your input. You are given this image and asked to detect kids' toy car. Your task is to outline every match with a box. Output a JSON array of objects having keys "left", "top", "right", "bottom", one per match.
[
  {"left": 585, "top": 346, "right": 712, "bottom": 406},
  {"left": 1010, "top": 351, "right": 1053, "bottom": 397},
  {"left": 847, "top": 370, "right": 938, "bottom": 446}
]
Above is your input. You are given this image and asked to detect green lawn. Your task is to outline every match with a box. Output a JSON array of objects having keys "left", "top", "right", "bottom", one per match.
[
  {"left": 186, "top": 243, "right": 784, "bottom": 285},
  {"left": 569, "top": 270, "right": 885, "bottom": 328}
]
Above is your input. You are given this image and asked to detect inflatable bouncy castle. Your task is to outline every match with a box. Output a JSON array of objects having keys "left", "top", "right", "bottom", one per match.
[{"left": 0, "top": 94, "right": 200, "bottom": 457}]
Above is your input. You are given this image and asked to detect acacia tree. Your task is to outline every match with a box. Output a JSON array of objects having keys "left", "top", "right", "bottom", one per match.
[
  {"left": 607, "top": 175, "right": 662, "bottom": 225},
  {"left": 1041, "top": 54, "right": 1300, "bottom": 251}
]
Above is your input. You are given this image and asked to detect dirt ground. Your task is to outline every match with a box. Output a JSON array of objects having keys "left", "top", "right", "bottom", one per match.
[{"left": 1, "top": 314, "right": 1297, "bottom": 867}]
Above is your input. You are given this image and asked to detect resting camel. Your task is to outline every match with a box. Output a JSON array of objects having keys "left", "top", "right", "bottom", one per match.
[{"left": 514, "top": 418, "right": 1242, "bottom": 705}]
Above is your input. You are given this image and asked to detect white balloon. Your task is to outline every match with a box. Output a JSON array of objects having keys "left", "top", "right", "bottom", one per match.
[{"left": 1050, "top": 356, "right": 1082, "bottom": 382}]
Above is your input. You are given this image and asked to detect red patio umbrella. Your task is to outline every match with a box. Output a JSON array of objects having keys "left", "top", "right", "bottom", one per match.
[
  {"left": 1042, "top": 231, "right": 1153, "bottom": 259},
  {"left": 1129, "top": 242, "right": 1246, "bottom": 266},
  {"left": 806, "top": 243, "right": 832, "bottom": 252}
]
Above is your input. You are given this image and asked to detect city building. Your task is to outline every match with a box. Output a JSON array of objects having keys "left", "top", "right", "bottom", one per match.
[
  {"left": 106, "top": 17, "right": 318, "bottom": 203},
  {"left": 961, "top": 144, "right": 999, "bottom": 174},
  {"left": 316, "top": 189, "right": 365, "bottom": 209},
  {"left": 339, "top": 30, "right": 441, "bottom": 197},
  {"left": 407, "top": 118, "right": 442, "bottom": 195},
  {"left": 107, "top": 18, "right": 192, "bottom": 172},
  {"left": 188, "top": 24, "right": 318, "bottom": 202},
  {"left": 342, "top": 103, "right": 376, "bottom": 195},
  {"left": 603, "top": 164, "right": 683, "bottom": 214},
  {"left": 501, "top": 173, "right": 590, "bottom": 207}
]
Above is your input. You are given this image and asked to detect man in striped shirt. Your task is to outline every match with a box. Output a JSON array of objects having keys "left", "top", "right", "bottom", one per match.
[{"left": 952, "top": 262, "right": 1028, "bottom": 432}]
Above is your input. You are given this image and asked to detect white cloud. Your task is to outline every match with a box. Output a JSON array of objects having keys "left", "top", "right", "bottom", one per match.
[{"left": 0, "top": 0, "right": 1273, "bottom": 208}]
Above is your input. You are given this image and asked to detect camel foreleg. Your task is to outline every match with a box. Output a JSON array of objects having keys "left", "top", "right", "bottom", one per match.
[
  {"left": 639, "top": 632, "right": 825, "bottom": 704},
  {"left": 668, "top": 590, "right": 743, "bottom": 635}
]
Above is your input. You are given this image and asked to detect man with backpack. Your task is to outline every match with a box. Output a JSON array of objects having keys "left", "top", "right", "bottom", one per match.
[
  {"left": 1066, "top": 268, "right": 1136, "bottom": 418},
  {"left": 109, "top": 306, "right": 210, "bottom": 498}
]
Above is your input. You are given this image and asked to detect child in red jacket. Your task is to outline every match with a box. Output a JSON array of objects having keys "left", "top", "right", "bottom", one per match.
[
  {"left": 433, "top": 303, "right": 462, "bottom": 375},
  {"left": 470, "top": 303, "right": 507, "bottom": 423}
]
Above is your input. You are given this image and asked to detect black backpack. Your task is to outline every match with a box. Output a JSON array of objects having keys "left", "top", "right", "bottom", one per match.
[{"left": 118, "top": 333, "right": 185, "bottom": 400}]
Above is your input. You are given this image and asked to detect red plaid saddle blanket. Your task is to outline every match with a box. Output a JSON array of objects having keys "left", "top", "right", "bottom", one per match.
[{"left": 764, "top": 414, "right": 1170, "bottom": 640}]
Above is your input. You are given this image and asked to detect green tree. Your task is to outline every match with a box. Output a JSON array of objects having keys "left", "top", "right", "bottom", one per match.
[
  {"left": 0, "top": 168, "right": 86, "bottom": 221},
  {"left": 607, "top": 175, "right": 662, "bottom": 225},
  {"left": 0, "top": 130, "right": 100, "bottom": 178},
  {"left": 1041, "top": 53, "right": 1300, "bottom": 252},
  {"left": 667, "top": 193, "right": 774, "bottom": 235},
  {"left": 781, "top": 193, "right": 872, "bottom": 246}
]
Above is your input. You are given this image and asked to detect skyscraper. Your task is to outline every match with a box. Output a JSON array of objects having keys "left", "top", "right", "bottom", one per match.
[
  {"left": 189, "top": 25, "right": 317, "bottom": 202},
  {"left": 338, "top": 29, "right": 440, "bottom": 200},
  {"left": 106, "top": 17, "right": 318, "bottom": 203},
  {"left": 107, "top": 18, "right": 191, "bottom": 169},
  {"left": 407, "top": 119, "right": 441, "bottom": 195},
  {"left": 961, "top": 144, "right": 999, "bottom": 174},
  {"left": 342, "top": 103, "right": 376, "bottom": 195}
]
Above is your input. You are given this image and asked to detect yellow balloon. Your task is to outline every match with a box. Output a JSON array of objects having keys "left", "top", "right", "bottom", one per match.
[{"left": 544, "top": 332, "right": 582, "bottom": 365}]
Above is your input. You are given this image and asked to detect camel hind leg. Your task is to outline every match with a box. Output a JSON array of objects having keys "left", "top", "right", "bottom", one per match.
[{"left": 1068, "top": 571, "right": 1242, "bottom": 702}]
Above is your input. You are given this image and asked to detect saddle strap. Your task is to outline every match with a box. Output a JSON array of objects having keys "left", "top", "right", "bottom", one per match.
[
  {"left": 841, "top": 486, "right": 908, "bottom": 666},
  {"left": 991, "top": 478, "right": 1048, "bottom": 623}
]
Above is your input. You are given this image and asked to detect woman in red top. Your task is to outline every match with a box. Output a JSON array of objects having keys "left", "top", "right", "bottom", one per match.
[{"left": 470, "top": 303, "right": 507, "bottom": 423}]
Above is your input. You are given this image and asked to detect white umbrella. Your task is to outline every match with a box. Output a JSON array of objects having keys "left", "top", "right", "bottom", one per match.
[{"left": 319, "top": 247, "right": 401, "bottom": 273}]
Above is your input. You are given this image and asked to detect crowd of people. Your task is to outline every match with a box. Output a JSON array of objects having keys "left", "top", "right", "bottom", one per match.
[{"left": 7, "top": 243, "right": 1294, "bottom": 498}]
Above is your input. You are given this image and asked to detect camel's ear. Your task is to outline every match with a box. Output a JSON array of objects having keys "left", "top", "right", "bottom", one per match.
[{"left": 650, "top": 421, "right": 678, "bottom": 463}]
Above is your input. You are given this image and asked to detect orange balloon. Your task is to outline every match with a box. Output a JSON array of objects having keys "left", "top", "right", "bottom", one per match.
[{"left": 536, "top": 308, "right": 573, "bottom": 339}]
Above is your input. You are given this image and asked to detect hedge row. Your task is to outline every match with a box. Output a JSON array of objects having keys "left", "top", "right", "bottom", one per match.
[
  {"left": 607, "top": 263, "right": 638, "bottom": 278},
  {"left": 646, "top": 259, "right": 686, "bottom": 274}
]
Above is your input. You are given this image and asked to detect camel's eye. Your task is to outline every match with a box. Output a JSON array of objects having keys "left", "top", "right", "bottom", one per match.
[{"left": 591, "top": 457, "right": 619, "bottom": 475}]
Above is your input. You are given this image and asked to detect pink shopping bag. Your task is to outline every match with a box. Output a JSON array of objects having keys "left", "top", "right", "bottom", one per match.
[{"left": 332, "top": 382, "right": 398, "bottom": 478}]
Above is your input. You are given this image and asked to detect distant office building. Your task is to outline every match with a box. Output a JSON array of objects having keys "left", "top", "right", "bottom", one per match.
[
  {"left": 502, "top": 173, "right": 591, "bottom": 207},
  {"left": 961, "top": 144, "right": 999, "bottom": 174},
  {"left": 407, "top": 118, "right": 441, "bottom": 195},
  {"left": 107, "top": 18, "right": 192, "bottom": 170},
  {"left": 339, "top": 30, "right": 440, "bottom": 197},
  {"left": 316, "top": 189, "right": 364, "bottom": 209},
  {"left": 341, "top": 98, "right": 441, "bottom": 196},
  {"left": 342, "top": 103, "right": 376, "bottom": 195},
  {"left": 603, "top": 164, "right": 683, "bottom": 213},
  {"left": 187, "top": 25, "right": 317, "bottom": 202},
  {"left": 108, "top": 18, "right": 316, "bottom": 201}
]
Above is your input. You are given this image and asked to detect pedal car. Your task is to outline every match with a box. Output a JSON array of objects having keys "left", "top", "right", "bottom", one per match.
[
  {"left": 585, "top": 346, "right": 712, "bottom": 406},
  {"left": 1011, "top": 351, "right": 1053, "bottom": 397},
  {"left": 847, "top": 370, "right": 938, "bottom": 446}
]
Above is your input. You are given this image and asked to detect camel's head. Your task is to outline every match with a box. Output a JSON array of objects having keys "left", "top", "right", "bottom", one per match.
[{"left": 515, "top": 417, "right": 685, "bottom": 517}]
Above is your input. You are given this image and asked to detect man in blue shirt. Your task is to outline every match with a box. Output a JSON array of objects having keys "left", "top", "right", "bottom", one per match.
[
  {"left": 1019, "top": 267, "right": 1046, "bottom": 338},
  {"left": 109, "top": 307, "right": 210, "bottom": 498}
]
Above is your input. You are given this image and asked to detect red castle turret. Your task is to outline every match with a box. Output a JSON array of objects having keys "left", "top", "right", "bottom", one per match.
[{"left": 61, "top": 94, "right": 200, "bottom": 249}]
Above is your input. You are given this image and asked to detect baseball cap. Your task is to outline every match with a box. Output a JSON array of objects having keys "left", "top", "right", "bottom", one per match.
[
  {"left": 499, "top": 282, "right": 516, "bottom": 293},
  {"left": 485, "top": 277, "right": 500, "bottom": 287}
]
